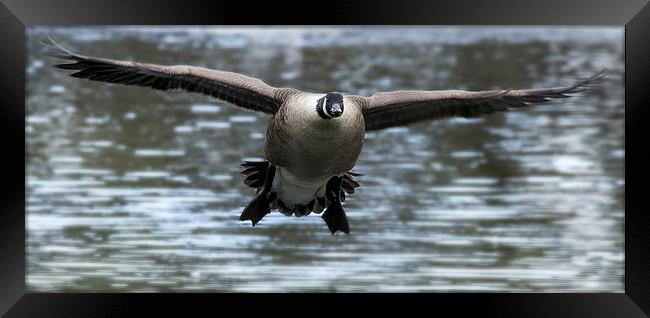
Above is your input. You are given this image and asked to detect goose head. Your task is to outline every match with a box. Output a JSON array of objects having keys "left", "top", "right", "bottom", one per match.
[{"left": 316, "top": 92, "right": 344, "bottom": 119}]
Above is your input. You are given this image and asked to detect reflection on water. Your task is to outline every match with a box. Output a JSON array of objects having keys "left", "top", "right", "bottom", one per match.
[{"left": 26, "top": 27, "right": 624, "bottom": 292}]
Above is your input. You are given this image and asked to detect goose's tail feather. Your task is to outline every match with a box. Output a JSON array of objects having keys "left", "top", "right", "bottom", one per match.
[
  {"left": 239, "top": 164, "right": 275, "bottom": 226},
  {"left": 241, "top": 160, "right": 270, "bottom": 189}
]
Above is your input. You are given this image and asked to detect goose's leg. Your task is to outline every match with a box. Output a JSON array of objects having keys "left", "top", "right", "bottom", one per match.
[
  {"left": 322, "top": 176, "right": 350, "bottom": 235},
  {"left": 240, "top": 165, "right": 276, "bottom": 226}
]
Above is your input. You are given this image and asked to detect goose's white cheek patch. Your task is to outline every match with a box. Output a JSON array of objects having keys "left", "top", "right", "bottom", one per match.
[{"left": 322, "top": 96, "right": 332, "bottom": 118}]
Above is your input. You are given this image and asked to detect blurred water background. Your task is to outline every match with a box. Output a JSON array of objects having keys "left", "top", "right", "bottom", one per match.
[{"left": 26, "top": 27, "right": 624, "bottom": 292}]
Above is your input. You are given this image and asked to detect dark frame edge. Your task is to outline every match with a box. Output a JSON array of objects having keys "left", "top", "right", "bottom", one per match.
[
  {"left": 625, "top": 1, "right": 650, "bottom": 317},
  {"left": 0, "top": 0, "right": 648, "bottom": 317},
  {"left": 4, "top": 293, "right": 650, "bottom": 317},
  {"left": 0, "top": 0, "right": 649, "bottom": 25},
  {"left": 0, "top": 1, "right": 27, "bottom": 317}
]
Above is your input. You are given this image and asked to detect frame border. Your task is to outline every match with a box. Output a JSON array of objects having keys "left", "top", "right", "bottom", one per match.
[{"left": 1, "top": 0, "right": 647, "bottom": 316}]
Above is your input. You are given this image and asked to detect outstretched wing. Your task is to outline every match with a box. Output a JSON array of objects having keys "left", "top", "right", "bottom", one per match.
[
  {"left": 44, "top": 37, "right": 299, "bottom": 114},
  {"left": 347, "top": 70, "right": 606, "bottom": 131}
]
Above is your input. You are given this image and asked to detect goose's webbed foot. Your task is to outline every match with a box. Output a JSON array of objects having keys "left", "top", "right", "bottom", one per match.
[{"left": 322, "top": 176, "right": 350, "bottom": 234}]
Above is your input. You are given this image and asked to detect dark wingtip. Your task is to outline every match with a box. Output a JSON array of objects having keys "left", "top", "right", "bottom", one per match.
[
  {"left": 39, "top": 35, "right": 58, "bottom": 49},
  {"left": 577, "top": 68, "right": 608, "bottom": 87},
  {"left": 53, "top": 63, "right": 81, "bottom": 70},
  {"left": 552, "top": 68, "right": 609, "bottom": 97},
  {"left": 592, "top": 68, "right": 608, "bottom": 80},
  {"left": 41, "top": 35, "right": 88, "bottom": 62}
]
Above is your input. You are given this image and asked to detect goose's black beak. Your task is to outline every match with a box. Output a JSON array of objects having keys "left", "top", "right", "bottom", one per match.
[{"left": 330, "top": 102, "right": 343, "bottom": 117}]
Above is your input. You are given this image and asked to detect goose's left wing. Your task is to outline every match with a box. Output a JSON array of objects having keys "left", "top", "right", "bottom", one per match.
[
  {"left": 44, "top": 37, "right": 298, "bottom": 114},
  {"left": 347, "top": 70, "right": 606, "bottom": 131}
]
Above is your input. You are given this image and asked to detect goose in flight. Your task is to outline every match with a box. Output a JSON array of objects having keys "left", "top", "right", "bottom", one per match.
[{"left": 44, "top": 37, "right": 605, "bottom": 234}]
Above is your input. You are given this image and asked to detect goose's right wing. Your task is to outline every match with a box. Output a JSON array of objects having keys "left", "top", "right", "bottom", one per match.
[
  {"left": 44, "top": 37, "right": 298, "bottom": 114},
  {"left": 348, "top": 70, "right": 606, "bottom": 131}
]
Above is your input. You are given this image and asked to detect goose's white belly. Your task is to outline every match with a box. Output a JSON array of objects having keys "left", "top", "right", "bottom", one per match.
[{"left": 272, "top": 167, "right": 328, "bottom": 208}]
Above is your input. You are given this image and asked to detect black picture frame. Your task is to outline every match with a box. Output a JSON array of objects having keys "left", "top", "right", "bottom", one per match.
[{"left": 1, "top": 0, "right": 648, "bottom": 316}]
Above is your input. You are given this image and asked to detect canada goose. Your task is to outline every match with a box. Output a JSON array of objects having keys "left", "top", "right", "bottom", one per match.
[{"left": 44, "top": 37, "right": 605, "bottom": 234}]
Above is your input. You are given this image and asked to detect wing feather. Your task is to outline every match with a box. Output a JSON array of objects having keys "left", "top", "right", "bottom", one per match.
[
  {"left": 44, "top": 37, "right": 298, "bottom": 114},
  {"left": 349, "top": 70, "right": 606, "bottom": 131}
]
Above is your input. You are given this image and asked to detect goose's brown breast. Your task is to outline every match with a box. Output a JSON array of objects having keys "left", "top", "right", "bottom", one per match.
[{"left": 264, "top": 97, "right": 365, "bottom": 181}]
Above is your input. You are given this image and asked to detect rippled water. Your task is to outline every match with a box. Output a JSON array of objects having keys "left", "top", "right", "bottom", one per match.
[{"left": 26, "top": 27, "right": 624, "bottom": 292}]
